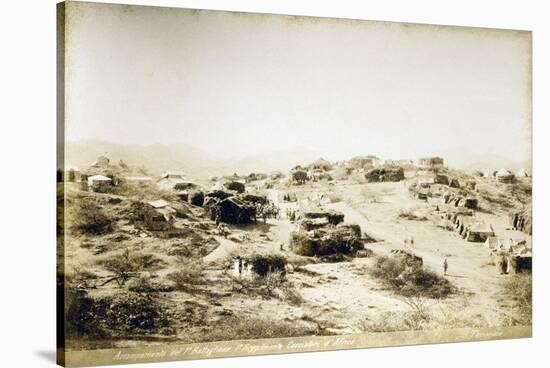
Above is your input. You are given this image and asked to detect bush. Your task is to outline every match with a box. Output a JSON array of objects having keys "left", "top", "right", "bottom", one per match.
[
  {"left": 225, "top": 181, "right": 245, "bottom": 193},
  {"left": 71, "top": 200, "right": 115, "bottom": 235},
  {"left": 195, "top": 315, "right": 315, "bottom": 343},
  {"left": 99, "top": 249, "right": 166, "bottom": 286},
  {"left": 189, "top": 191, "right": 205, "bottom": 206},
  {"left": 249, "top": 254, "right": 287, "bottom": 277},
  {"left": 66, "top": 290, "right": 170, "bottom": 341},
  {"left": 167, "top": 258, "right": 205, "bottom": 290},
  {"left": 369, "top": 256, "right": 455, "bottom": 299},
  {"left": 502, "top": 274, "right": 532, "bottom": 325}
]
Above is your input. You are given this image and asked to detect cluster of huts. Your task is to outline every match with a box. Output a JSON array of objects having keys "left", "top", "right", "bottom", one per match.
[
  {"left": 57, "top": 155, "right": 119, "bottom": 192},
  {"left": 289, "top": 159, "right": 334, "bottom": 185},
  {"left": 480, "top": 168, "right": 530, "bottom": 184},
  {"left": 453, "top": 214, "right": 495, "bottom": 242},
  {"left": 58, "top": 155, "right": 159, "bottom": 193},
  {"left": 485, "top": 237, "right": 532, "bottom": 274}
]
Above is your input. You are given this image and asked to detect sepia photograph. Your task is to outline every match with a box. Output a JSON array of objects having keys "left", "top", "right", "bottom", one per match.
[{"left": 56, "top": 1, "right": 532, "bottom": 366}]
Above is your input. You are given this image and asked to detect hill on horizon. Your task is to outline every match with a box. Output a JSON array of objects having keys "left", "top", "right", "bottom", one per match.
[{"left": 63, "top": 140, "right": 319, "bottom": 180}]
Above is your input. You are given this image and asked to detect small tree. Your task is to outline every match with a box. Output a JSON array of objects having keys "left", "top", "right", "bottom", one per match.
[{"left": 292, "top": 171, "right": 308, "bottom": 185}]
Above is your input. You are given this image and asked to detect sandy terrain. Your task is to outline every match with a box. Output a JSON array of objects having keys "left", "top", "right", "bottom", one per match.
[{"left": 62, "top": 173, "right": 531, "bottom": 348}]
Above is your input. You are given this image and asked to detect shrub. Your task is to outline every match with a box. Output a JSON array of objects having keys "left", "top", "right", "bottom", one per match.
[
  {"left": 369, "top": 256, "right": 455, "bottom": 299},
  {"left": 167, "top": 258, "right": 205, "bottom": 290},
  {"left": 71, "top": 200, "right": 114, "bottom": 235},
  {"left": 249, "top": 254, "right": 287, "bottom": 277},
  {"left": 225, "top": 181, "right": 245, "bottom": 193},
  {"left": 189, "top": 191, "right": 205, "bottom": 206},
  {"left": 66, "top": 289, "right": 171, "bottom": 341},
  {"left": 502, "top": 274, "right": 532, "bottom": 325},
  {"left": 99, "top": 249, "right": 166, "bottom": 286},
  {"left": 195, "top": 315, "right": 315, "bottom": 343}
]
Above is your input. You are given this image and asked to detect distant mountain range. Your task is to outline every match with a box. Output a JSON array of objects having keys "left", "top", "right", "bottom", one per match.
[
  {"left": 439, "top": 148, "right": 532, "bottom": 173},
  {"left": 63, "top": 140, "right": 319, "bottom": 180},
  {"left": 63, "top": 140, "right": 531, "bottom": 180}
]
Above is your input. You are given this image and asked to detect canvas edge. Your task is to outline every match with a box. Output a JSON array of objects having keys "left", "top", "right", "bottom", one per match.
[{"left": 56, "top": 1, "right": 67, "bottom": 367}]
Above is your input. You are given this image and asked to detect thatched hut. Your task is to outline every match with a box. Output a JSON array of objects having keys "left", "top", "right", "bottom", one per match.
[
  {"left": 496, "top": 168, "right": 514, "bottom": 183},
  {"left": 365, "top": 167, "right": 405, "bottom": 183},
  {"left": 465, "top": 222, "right": 495, "bottom": 242},
  {"left": 417, "top": 157, "right": 444, "bottom": 171},
  {"left": 211, "top": 197, "right": 257, "bottom": 224}
]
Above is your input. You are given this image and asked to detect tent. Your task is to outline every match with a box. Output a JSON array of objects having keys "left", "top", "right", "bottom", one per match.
[
  {"left": 516, "top": 168, "right": 530, "bottom": 178},
  {"left": 466, "top": 222, "right": 495, "bottom": 242},
  {"left": 142, "top": 199, "right": 176, "bottom": 231},
  {"left": 87, "top": 174, "right": 112, "bottom": 192}
]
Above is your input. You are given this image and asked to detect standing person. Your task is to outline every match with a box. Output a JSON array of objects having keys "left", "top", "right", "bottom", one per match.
[
  {"left": 443, "top": 258, "right": 448, "bottom": 275},
  {"left": 410, "top": 236, "right": 415, "bottom": 247},
  {"left": 232, "top": 257, "right": 240, "bottom": 279},
  {"left": 500, "top": 255, "right": 508, "bottom": 275}
]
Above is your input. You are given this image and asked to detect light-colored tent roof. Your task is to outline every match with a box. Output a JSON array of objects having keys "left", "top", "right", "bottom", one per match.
[
  {"left": 516, "top": 168, "right": 529, "bottom": 177},
  {"left": 147, "top": 199, "right": 170, "bottom": 208},
  {"left": 469, "top": 222, "right": 494, "bottom": 233},
  {"left": 457, "top": 217, "right": 477, "bottom": 229},
  {"left": 88, "top": 175, "right": 112, "bottom": 181},
  {"left": 496, "top": 168, "right": 513, "bottom": 177}
]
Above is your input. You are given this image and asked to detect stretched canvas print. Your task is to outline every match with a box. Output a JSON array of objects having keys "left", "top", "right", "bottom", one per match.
[{"left": 57, "top": 1, "right": 532, "bottom": 366}]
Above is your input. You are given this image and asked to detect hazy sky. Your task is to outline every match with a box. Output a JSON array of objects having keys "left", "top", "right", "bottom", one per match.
[{"left": 65, "top": 2, "right": 531, "bottom": 162}]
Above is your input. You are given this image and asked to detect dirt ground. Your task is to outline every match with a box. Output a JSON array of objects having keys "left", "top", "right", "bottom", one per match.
[{"left": 62, "top": 174, "right": 531, "bottom": 348}]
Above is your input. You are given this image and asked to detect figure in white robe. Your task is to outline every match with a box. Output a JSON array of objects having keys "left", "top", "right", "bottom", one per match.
[
  {"left": 244, "top": 262, "right": 253, "bottom": 280},
  {"left": 232, "top": 258, "right": 241, "bottom": 279}
]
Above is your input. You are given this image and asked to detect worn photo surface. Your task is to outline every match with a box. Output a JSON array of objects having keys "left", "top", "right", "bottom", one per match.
[{"left": 57, "top": 1, "right": 532, "bottom": 366}]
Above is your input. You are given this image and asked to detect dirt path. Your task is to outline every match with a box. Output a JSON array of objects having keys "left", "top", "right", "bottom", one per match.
[
  {"left": 326, "top": 182, "right": 505, "bottom": 322},
  {"left": 203, "top": 182, "right": 509, "bottom": 329},
  {"left": 203, "top": 189, "right": 296, "bottom": 264}
]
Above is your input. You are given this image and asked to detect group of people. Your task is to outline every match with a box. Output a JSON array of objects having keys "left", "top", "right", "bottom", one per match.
[
  {"left": 282, "top": 193, "right": 296, "bottom": 202},
  {"left": 256, "top": 203, "right": 280, "bottom": 223},
  {"left": 216, "top": 222, "right": 229, "bottom": 238},
  {"left": 285, "top": 208, "right": 299, "bottom": 222},
  {"left": 403, "top": 236, "right": 415, "bottom": 247},
  {"left": 232, "top": 256, "right": 254, "bottom": 280}
]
